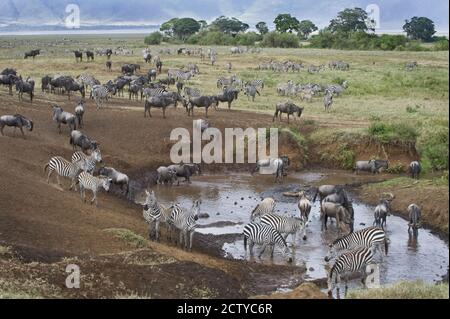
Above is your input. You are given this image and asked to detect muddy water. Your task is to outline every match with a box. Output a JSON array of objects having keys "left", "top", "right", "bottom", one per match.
[{"left": 145, "top": 170, "right": 449, "bottom": 290}]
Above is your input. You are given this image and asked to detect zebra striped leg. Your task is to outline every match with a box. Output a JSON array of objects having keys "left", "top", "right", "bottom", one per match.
[
  {"left": 155, "top": 220, "right": 160, "bottom": 241},
  {"left": 258, "top": 244, "right": 267, "bottom": 258},
  {"left": 189, "top": 231, "right": 194, "bottom": 251},
  {"left": 248, "top": 240, "right": 255, "bottom": 257},
  {"left": 269, "top": 244, "right": 275, "bottom": 258},
  {"left": 91, "top": 190, "right": 97, "bottom": 206}
]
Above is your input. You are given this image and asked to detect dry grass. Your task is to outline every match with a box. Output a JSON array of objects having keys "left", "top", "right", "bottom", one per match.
[{"left": 348, "top": 281, "right": 449, "bottom": 299}]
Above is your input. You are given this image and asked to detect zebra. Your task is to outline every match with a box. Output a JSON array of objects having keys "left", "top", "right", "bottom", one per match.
[
  {"left": 210, "top": 54, "right": 216, "bottom": 66},
  {"left": 169, "top": 200, "right": 201, "bottom": 250},
  {"left": 245, "top": 79, "right": 264, "bottom": 90},
  {"left": 327, "top": 247, "right": 374, "bottom": 298},
  {"left": 323, "top": 91, "right": 333, "bottom": 112},
  {"left": 142, "top": 190, "right": 169, "bottom": 241},
  {"left": 176, "top": 71, "right": 195, "bottom": 82},
  {"left": 183, "top": 87, "right": 201, "bottom": 98},
  {"left": 71, "top": 149, "right": 102, "bottom": 173},
  {"left": 76, "top": 74, "right": 100, "bottom": 94},
  {"left": 250, "top": 197, "right": 275, "bottom": 221},
  {"left": 324, "top": 227, "right": 388, "bottom": 262},
  {"left": 243, "top": 85, "right": 260, "bottom": 102},
  {"left": 78, "top": 171, "right": 111, "bottom": 207},
  {"left": 92, "top": 85, "right": 112, "bottom": 109},
  {"left": 142, "top": 87, "right": 166, "bottom": 99},
  {"left": 243, "top": 222, "right": 292, "bottom": 262},
  {"left": 226, "top": 62, "right": 232, "bottom": 72},
  {"left": 44, "top": 156, "right": 84, "bottom": 191},
  {"left": 260, "top": 213, "right": 305, "bottom": 246}
]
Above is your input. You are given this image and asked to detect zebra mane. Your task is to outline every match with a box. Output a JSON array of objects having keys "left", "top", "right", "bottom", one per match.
[{"left": 331, "top": 234, "right": 349, "bottom": 247}]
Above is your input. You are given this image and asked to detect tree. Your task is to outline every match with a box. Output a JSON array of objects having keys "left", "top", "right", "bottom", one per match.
[
  {"left": 160, "top": 18, "right": 178, "bottom": 37},
  {"left": 328, "top": 7, "right": 374, "bottom": 34},
  {"left": 273, "top": 14, "right": 300, "bottom": 33},
  {"left": 297, "top": 20, "right": 318, "bottom": 39},
  {"left": 144, "top": 32, "right": 163, "bottom": 45},
  {"left": 210, "top": 16, "right": 249, "bottom": 36},
  {"left": 255, "top": 22, "right": 269, "bottom": 35},
  {"left": 403, "top": 17, "right": 436, "bottom": 42},
  {"left": 198, "top": 20, "right": 208, "bottom": 31},
  {"left": 172, "top": 18, "right": 201, "bottom": 40}
]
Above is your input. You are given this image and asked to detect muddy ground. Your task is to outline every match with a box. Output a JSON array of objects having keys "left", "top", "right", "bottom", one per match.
[{"left": 0, "top": 86, "right": 446, "bottom": 298}]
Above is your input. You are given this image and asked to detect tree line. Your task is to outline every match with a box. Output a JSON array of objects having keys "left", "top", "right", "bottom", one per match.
[{"left": 144, "top": 8, "right": 448, "bottom": 51}]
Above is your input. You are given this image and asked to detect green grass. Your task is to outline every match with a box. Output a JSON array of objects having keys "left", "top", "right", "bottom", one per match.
[
  {"left": 104, "top": 228, "right": 148, "bottom": 249},
  {"left": 348, "top": 281, "right": 449, "bottom": 299}
]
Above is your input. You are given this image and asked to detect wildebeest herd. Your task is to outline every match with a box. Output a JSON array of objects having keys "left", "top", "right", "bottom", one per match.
[{"left": 0, "top": 46, "right": 425, "bottom": 298}]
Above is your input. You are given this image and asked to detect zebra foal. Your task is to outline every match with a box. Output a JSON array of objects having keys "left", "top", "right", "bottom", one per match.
[
  {"left": 78, "top": 171, "right": 112, "bottom": 207},
  {"left": 260, "top": 213, "right": 305, "bottom": 246}
]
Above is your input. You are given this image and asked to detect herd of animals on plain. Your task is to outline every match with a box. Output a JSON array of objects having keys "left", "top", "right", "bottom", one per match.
[{"left": 0, "top": 45, "right": 425, "bottom": 297}]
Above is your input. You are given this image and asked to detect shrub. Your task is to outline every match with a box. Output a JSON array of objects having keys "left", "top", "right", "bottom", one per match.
[
  {"left": 368, "top": 121, "right": 419, "bottom": 143},
  {"left": 416, "top": 124, "right": 449, "bottom": 171},
  {"left": 144, "top": 32, "right": 163, "bottom": 45},
  {"left": 261, "top": 32, "right": 300, "bottom": 48},
  {"left": 235, "top": 32, "right": 262, "bottom": 46},
  {"left": 433, "top": 39, "right": 449, "bottom": 51},
  {"left": 187, "top": 31, "right": 234, "bottom": 45}
]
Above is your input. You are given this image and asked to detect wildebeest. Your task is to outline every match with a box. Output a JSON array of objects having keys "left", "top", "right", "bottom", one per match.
[
  {"left": 186, "top": 96, "right": 218, "bottom": 117},
  {"left": 156, "top": 61, "right": 163, "bottom": 74},
  {"left": 65, "top": 80, "right": 85, "bottom": 100},
  {"left": 98, "top": 167, "right": 130, "bottom": 197},
  {"left": 0, "top": 114, "right": 33, "bottom": 138},
  {"left": 41, "top": 75, "right": 52, "bottom": 93},
  {"left": 321, "top": 202, "right": 353, "bottom": 235},
  {"left": 69, "top": 130, "right": 98, "bottom": 152},
  {"left": 372, "top": 159, "right": 389, "bottom": 173},
  {"left": 24, "top": 49, "right": 40, "bottom": 59},
  {"left": 122, "top": 64, "right": 140, "bottom": 74},
  {"left": 156, "top": 166, "right": 178, "bottom": 185},
  {"left": 144, "top": 95, "right": 178, "bottom": 118},
  {"left": 51, "top": 105, "right": 77, "bottom": 134},
  {"left": 313, "top": 184, "right": 343, "bottom": 202},
  {"left": 407, "top": 203, "right": 421, "bottom": 233},
  {"left": 409, "top": 161, "right": 421, "bottom": 179},
  {"left": 252, "top": 156, "right": 290, "bottom": 183},
  {"left": 297, "top": 191, "right": 312, "bottom": 240},
  {"left": 0, "top": 73, "right": 19, "bottom": 95},
  {"left": 86, "top": 51, "right": 95, "bottom": 61},
  {"left": 273, "top": 102, "right": 303, "bottom": 123},
  {"left": 15, "top": 77, "right": 35, "bottom": 102},
  {"left": 74, "top": 50, "right": 83, "bottom": 62},
  {"left": 106, "top": 61, "right": 112, "bottom": 72},
  {"left": 148, "top": 69, "right": 157, "bottom": 81},
  {"left": 144, "top": 52, "right": 152, "bottom": 63},
  {"left": 354, "top": 160, "right": 377, "bottom": 174},
  {"left": 167, "top": 163, "right": 201, "bottom": 184},
  {"left": 216, "top": 88, "right": 239, "bottom": 110},
  {"left": 373, "top": 193, "right": 394, "bottom": 230},
  {"left": 74, "top": 101, "right": 85, "bottom": 128}
]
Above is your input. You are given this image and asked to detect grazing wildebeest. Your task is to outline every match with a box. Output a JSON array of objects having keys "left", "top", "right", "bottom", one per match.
[
  {"left": 0, "top": 114, "right": 33, "bottom": 137},
  {"left": 98, "top": 167, "right": 130, "bottom": 197},
  {"left": 371, "top": 159, "right": 389, "bottom": 173},
  {"left": 156, "top": 166, "right": 178, "bottom": 185},
  {"left": 216, "top": 88, "right": 239, "bottom": 110},
  {"left": 252, "top": 156, "right": 290, "bottom": 183},
  {"left": 409, "top": 161, "right": 421, "bottom": 179},
  {"left": 122, "top": 64, "right": 140, "bottom": 74},
  {"left": 65, "top": 80, "right": 85, "bottom": 100},
  {"left": 86, "top": 51, "right": 94, "bottom": 61},
  {"left": 144, "top": 53, "right": 152, "bottom": 63},
  {"left": 1, "top": 68, "right": 17, "bottom": 76},
  {"left": 148, "top": 69, "right": 157, "bottom": 81},
  {"left": 41, "top": 75, "right": 52, "bottom": 93},
  {"left": 74, "top": 50, "right": 83, "bottom": 62},
  {"left": 158, "top": 77, "right": 175, "bottom": 86},
  {"left": 51, "top": 105, "right": 77, "bottom": 134},
  {"left": 354, "top": 160, "right": 377, "bottom": 174},
  {"left": 373, "top": 193, "right": 394, "bottom": 230},
  {"left": 321, "top": 202, "right": 353, "bottom": 235},
  {"left": 15, "top": 77, "right": 35, "bottom": 102},
  {"left": 24, "top": 49, "right": 40, "bottom": 59},
  {"left": 407, "top": 203, "right": 421, "bottom": 233},
  {"left": 50, "top": 75, "right": 75, "bottom": 94},
  {"left": 74, "top": 101, "right": 85, "bottom": 128},
  {"left": 273, "top": 102, "right": 303, "bottom": 123},
  {"left": 0, "top": 73, "right": 19, "bottom": 95},
  {"left": 144, "top": 95, "right": 178, "bottom": 118},
  {"left": 106, "top": 61, "right": 112, "bottom": 72},
  {"left": 186, "top": 96, "right": 218, "bottom": 117},
  {"left": 313, "top": 184, "right": 343, "bottom": 203},
  {"left": 69, "top": 130, "right": 98, "bottom": 152},
  {"left": 167, "top": 163, "right": 201, "bottom": 184}
]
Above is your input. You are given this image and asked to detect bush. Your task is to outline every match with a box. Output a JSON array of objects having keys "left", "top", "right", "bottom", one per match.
[
  {"left": 416, "top": 124, "right": 449, "bottom": 171},
  {"left": 144, "top": 32, "right": 163, "bottom": 45},
  {"left": 261, "top": 32, "right": 300, "bottom": 48},
  {"left": 433, "top": 39, "right": 449, "bottom": 51},
  {"left": 187, "top": 31, "right": 234, "bottom": 45},
  {"left": 235, "top": 32, "right": 262, "bottom": 46},
  {"left": 368, "top": 121, "right": 419, "bottom": 143}
]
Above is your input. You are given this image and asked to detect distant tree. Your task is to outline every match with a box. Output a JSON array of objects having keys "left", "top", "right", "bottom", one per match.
[
  {"left": 273, "top": 14, "right": 300, "bottom": 33},
  {"left": 160, "top": 18, "right": 179, "bottom": 37},
  {"left": 172, "top": 18, "right": 201, "bottom": 40},
  {"left": 297, "top": 20, "right": 318, "bottom": 39},
  {"left": 198, "top": 20, "right": 208, "bottom": 31},
  {"left": 403, "top": 17, "right": 436, "bottom": 42},
  {"left": 328, "top": 7, "right": 374, "bottom": 34},
  {"left": 256, "top": 22, "right": 269, "bottom": 35},
  {"left": 144, "top": 32, "right": 163, "bottom": 45},
  {"left": 210, "top": 16, "right": 249, "bottom": 36}
]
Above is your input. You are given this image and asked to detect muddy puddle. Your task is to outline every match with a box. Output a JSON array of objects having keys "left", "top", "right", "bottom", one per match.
[{"left": 140, "top": 170, "right": 449, "bottom": 294}]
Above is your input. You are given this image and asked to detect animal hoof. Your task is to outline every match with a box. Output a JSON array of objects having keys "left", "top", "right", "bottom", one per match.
[{"left": 303, "top": 236, "right": 307, "bottom": 240}]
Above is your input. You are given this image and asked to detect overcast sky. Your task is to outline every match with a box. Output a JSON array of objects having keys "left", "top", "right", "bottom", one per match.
[{"left": 0, "top": 0, "right": 448, "bottom": 31}]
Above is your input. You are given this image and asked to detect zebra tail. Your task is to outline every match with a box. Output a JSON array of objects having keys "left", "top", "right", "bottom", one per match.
[{"left": 384, "top": 237, "right": 389, "bottom": 255}]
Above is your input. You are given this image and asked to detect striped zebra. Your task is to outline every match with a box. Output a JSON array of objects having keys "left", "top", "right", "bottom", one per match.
[
  {"left": 142, "top": 87, "right": 166, "bottom": 99},
  {"left": 44, "top": 156, "right": 83, "bottom": 190},
  {"left": 243, "top": 222, "right": 292, "bottom": 262},
  {"left": 250, "top": 197, "right": 275, "bottom": 221},
  {"left": 260, "top": 213, "right": 305, "bottom": 246},
  {"left": 71, "top": 149, "right": 102, "bottom": 174},
  {"left": 327, "top": 247, "right": 374, "bottom": 298},
  {"left": 245, "top": 79, "right": 264, "bottom": 90},
  {"left": 142, "top": 190, "right": 169, "bottom": 241},
  {"left": 92, "top": 85, "right": 112, "bottom": 109},
  {"left": 78, "top": 171, "right": 111, "bottom": 207},
  {"left": 183, "top": 87, "right": 201, "bottom": 98},
  {"left": 169, "top": 200, "right": 201, "bottom": 250},
  {"left": 76, "top": 74, "right": 99, "bottom": 93},
  {"left": 323, "top": 91, "right": 333, "bottom": 112},
  {"left": 176, "top": 71, "right": 194, "bottom": 82},
  {"left": 325, "top": 227, "right": 388, "bottom": 262},
  {"left": 217, "top": 77, "right": 233, "bottom": 89}
]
